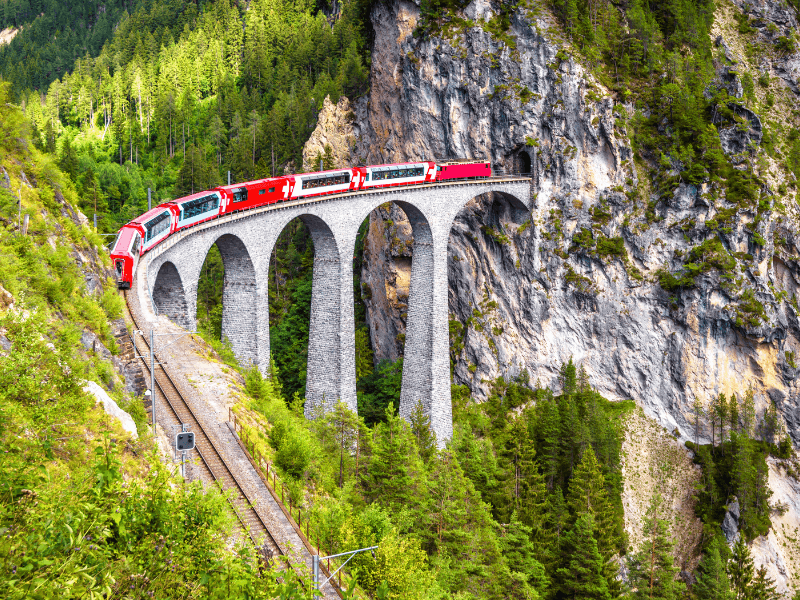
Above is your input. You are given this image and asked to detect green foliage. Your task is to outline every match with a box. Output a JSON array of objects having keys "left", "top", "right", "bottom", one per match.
[
  {"left": 657, "top": 238, "right": 738, "bottom": 292},
  {"left": 691, "top": 392, "right": 773, "bottom": 542},
  {"left": 694, "top": 536, "right": 734, "bottom": 600},
  {"left": 196, "top": 243, "right": 224, "bottom": 339},
  {"left": 0, "top": 0, "right": 145, "bottom": 92},
  {"left": 6, "top": 0, "right": 373, "bottom": 234},
  {"left": 555, "top": 514, "right": 611, "bottom": 600},
  {"left": 595, "top": 235, "right": 626, "bottom": 258},
  {"left": 565, "top": 264, "right": 595, "bottom": 293},
  {"left": 357, "top": 359, "right": 402, "bottom": 426}
]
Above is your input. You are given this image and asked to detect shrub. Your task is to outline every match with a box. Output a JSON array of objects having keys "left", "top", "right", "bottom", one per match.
[{"left": 596, "top": 235, "right": 626, "bottom": 258}]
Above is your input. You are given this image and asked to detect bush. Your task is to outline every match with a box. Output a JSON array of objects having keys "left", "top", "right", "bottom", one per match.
[
  {"left": 596, "top": 235, "right": 626, "bottom": 258},
  {"left": 100, "top": 287, "right": 124, "bottom": 319}
]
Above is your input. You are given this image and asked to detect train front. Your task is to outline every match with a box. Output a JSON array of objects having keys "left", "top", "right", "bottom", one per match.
[{"left": 109, "top": 225, "right": 142, "bottom": 289}]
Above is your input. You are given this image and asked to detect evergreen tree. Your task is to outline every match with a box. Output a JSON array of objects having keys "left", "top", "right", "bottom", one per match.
[
  {"left": 556, "top": 514, "right": 612, "bottom": 600},
  {"left": 57, "top": 134, "right": 78, "bottom": 180},
  {"left": 534, "top": 389, "right": 561, "bottom": 490},
  {"left": 364, "top": 404, "right": 425, "bottom": 511},
  {"left": 502, "top": 511, "right": 549, "bottom": 600},
  {"left": 567, "top": 446, "right": 619, "bottom": 560},
  {"left": 409, "top": 398, "right": 436, "bottom": 463},
  {"left": 694, "top": 537, "right": 734, "bottom": 600},
  {"left": 749, "top": 565, "right": 779, "bottom": 600},
  {"left": 629, "top": 494, "right": 682, "bottom": 600},
  {"left": 728, "top": 537, "right": 753, "bottom": 600},
  {"left": 325, "top": 400, "right": 360, "bottom": 488}
]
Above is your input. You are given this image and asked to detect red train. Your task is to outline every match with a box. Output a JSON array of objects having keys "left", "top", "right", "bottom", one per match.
[{"left": 111, "top": 159, "right": 491, "bottom": 289}]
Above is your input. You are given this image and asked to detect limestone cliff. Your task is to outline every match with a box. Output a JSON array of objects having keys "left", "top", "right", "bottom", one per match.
[{"left": 302, "top": 96, "right": 358, "bottom": 171}]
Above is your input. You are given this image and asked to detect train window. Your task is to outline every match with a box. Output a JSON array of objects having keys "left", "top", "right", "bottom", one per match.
[
  {"left": 181, "top": 195, "right": 220, "bottom": 220},
  {"left": 232, "top": 187, "right": 248, "bottom": 203},
  {"left": 111, "top": 231, "right": 122, "bottom": 251},
  {"left": 301, "top": 173, "right": 351, "bottom": 189},
  {"left": 131, "top": 233, "right": 141, "bottom": 254},
  {"left": 268, "top": 187, "right": 275, "bottom": 193},
  {"left": 145, "top": 211, "right": 170, "bottom": 242},
  {"left": 259, "top": 189, "right": 265, "bottom": 195},
  {"left": 373, "top": 166, "right": 424, "bottom": 181}
]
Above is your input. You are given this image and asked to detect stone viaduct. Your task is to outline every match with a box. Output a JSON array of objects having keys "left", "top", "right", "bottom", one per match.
[{"left": 134, "top": 178, "right": 531, "bottom": 443}]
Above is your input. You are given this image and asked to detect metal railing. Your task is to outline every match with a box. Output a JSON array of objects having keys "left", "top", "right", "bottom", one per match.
[{"left": 229, "top": 409, "right": 360, "bottom": 597}]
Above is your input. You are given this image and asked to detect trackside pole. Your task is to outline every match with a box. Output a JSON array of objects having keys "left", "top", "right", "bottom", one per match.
[
  {"left": 313, "top": 555, "right": 319, "bottom": 598},
  {"left": 147, "top": 188, "right": 152, "bottom": 211}
]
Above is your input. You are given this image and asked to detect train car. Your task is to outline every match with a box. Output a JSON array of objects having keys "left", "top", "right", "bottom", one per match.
[
  {"left": 360, "top": 161, "right": 435, "bottom": 190},
  {"left": 168, "top": 190, "right": 225, "bottom": 232},
  {"left": 110, "top": 225, "right": 143, "bottom": 289},
  {"left": 287, "top": 168, "right": 361, "bottom": 200},
  {"left": 217, "top": 177, "right": 289, "bottom": 214},
  {"left": 434, "top": 159, "right": 491, "bottom": 181}
]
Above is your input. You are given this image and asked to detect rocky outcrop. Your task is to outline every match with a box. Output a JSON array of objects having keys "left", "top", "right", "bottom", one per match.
[
  {"left": 83, "top": 380, "right": 139, "bottom": 438},
  {"left": 722, "top": 499, "right": 741, "bottom": 544},
  {"left": 302, "top": 95, "right": 358, "bottom": 171}
]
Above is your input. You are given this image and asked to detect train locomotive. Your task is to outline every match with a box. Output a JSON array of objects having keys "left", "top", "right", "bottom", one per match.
[{"left": 111, "top": 159, "right": 491, "bottom": 289}]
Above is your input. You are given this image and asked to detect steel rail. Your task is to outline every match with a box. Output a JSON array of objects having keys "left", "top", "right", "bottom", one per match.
[{"left": 124, "top": 292, "right": 282, "bottom": 558}]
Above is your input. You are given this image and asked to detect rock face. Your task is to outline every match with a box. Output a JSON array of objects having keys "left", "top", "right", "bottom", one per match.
[
  {"left": 83, "top": 380, "right": 138, "bottom": 438},
  {"left": 360, "top": 202, "right": 415, "bottom": 362},
  {"left": 722, "top": 499, "right": 741, "bottom": 544},
  {"left": 302, "top": 95, "right": 358, "bottom": 171}
]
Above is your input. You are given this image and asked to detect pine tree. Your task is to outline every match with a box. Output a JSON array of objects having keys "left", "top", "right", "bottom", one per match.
[
  {"left": 749, "top": 565, "right": 779, "bottom": 600},
  {"left": 629, "top": 494, "right": 682, "bottom": 600},
  {"left": 556, "top": 514, "right": 612, "bottom": 600},
  {"left": 502, "top": 511, "right": 549, "bottom": 599},
  {"left": 728, "top": 537, "right": 753, "bottom": 600},
  {"left": 534, "top": 389, "right": 560, "bottom": 490},
  {"left": 567, "top": 446, "right": 619, "bottom": 561},
  {"left": 364, "top": 405, "right": 425, "bottom": 511},
  {"left": 326, "top": 400, "right": 360, "bottom": 488},
  {"left": 409, "top": 398, "right": 436, "bottom": 463},
  {"left": 694, "top": 537, "right": 733, "bottom": 600},
  {"left": 542, "top": 487, "right": 570, "bottom": 568}
]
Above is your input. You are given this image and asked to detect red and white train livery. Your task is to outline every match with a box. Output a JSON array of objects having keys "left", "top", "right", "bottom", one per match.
[{"left": 111, "top": 159, "right": 491, "bottom": 289}]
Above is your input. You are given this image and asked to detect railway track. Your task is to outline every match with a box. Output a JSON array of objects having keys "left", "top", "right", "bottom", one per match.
[{"left": 123, "top": 291, "right": 281, "bottom": 558}]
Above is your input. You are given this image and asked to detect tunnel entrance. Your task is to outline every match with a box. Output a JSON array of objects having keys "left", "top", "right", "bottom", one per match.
[{"left": 519, "top": 151, "right": 531, "bottom": 175}]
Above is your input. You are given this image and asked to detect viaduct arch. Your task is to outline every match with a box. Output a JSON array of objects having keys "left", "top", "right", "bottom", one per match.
[{"left": 138, "top": 179, "right": 531, "bottom": 444}]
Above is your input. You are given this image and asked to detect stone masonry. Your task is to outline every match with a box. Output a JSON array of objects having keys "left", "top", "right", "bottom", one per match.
[{"left": 138, "top": 179, "right": 530, "bottom": 443}]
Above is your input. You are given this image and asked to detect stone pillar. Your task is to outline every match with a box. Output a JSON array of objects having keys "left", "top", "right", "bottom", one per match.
[
  {"left": 396, "top": 202, "right": 454, "bottom": 444},
  {"left": 255, "top": 280, "right": 271, "bottom": 376},
  {"left": 217, "top": 234, "right": 258, "bottom": 367},
  {"left": 304, "top": 216, "right": 344, "bottom": 417},
  {"left": 336, "top": 231, "right": 357, "bottom": 414},
  {"left": 427, "top": 229, "right": 453, "bottom": 445}
]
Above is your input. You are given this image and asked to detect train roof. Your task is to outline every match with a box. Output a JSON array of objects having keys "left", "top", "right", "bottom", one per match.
[
  {"left": 216, "top": 176, "right": 285, "bottom": 191},
  {"left": 164, "top": 190, "right": 220, "bottom": 206},
  {"left": 130, "top": 204, "right": 173, "bottom": 225},
  {"left": 436, "top": 159, "right": 490, "bottom": 165},
  {"left": 292, "top": 167, "right": 354, "bottom": 178}
]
